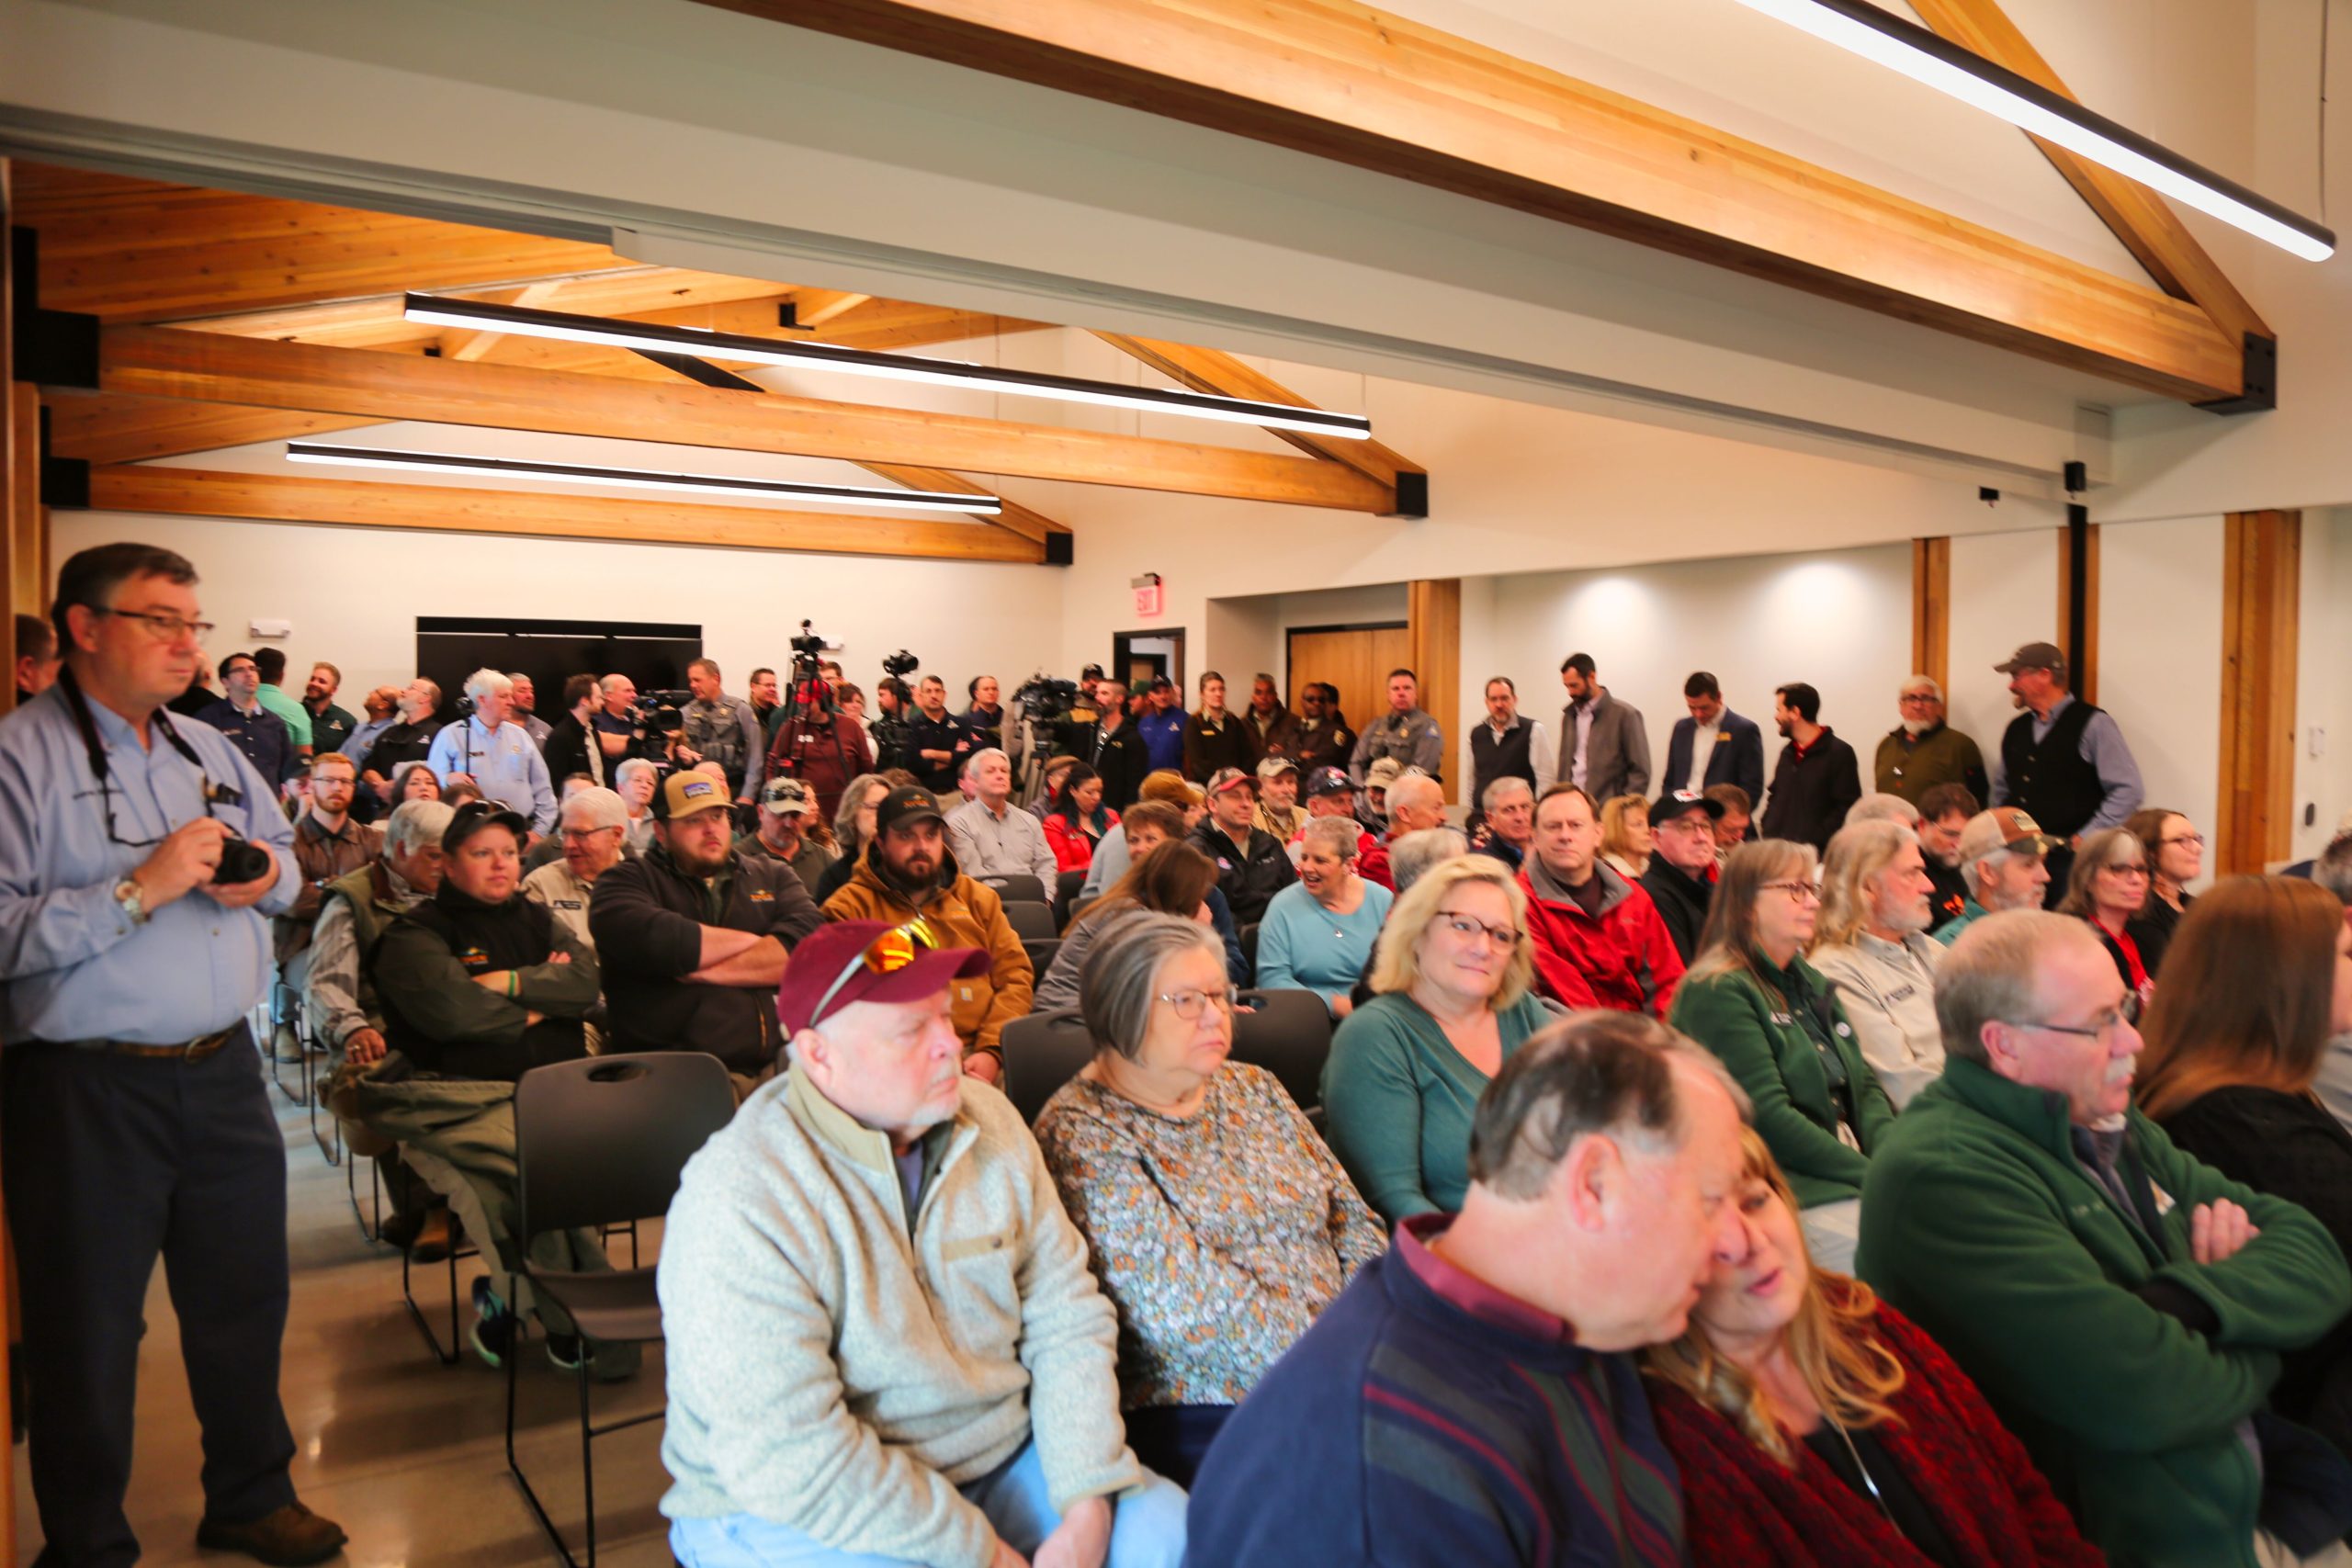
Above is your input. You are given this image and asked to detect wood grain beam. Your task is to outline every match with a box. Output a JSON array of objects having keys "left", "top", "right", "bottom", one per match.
[
  {"left": 1911, "top": 536, "right": 1951, "bottom": 695},
  {"left": 854, "top": 463, "right": 1063, "bottom": 543},
  {"left": 1904, "top": 0, "right": 2269, "bottom": 347},
  {"left": 715, "top": 0, "right": 2248, "bottom": 402},
  {"left": 1408, "top": 579, "right": 1462, "bottom": 805},
  {"left": 1091, "top": 332, "right": 1420, "bottom": 489},
  {"left": 2215, "top": 510, "right": 2301, "bottom": 874},
  {"left": 85, "top": 467, "right": 1046, "bottom": 564},
  {"left": 91, "top": 326, "right": 1393, "bottom": 510}
]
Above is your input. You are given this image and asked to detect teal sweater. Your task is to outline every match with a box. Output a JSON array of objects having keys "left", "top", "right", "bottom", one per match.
[
  {"left": 1668, "top": 955, "right": 1894, "bottom": 1208},
  {"left": 1859, "top": 1058, "right": 2350, "bottom": 1568},
  {"left": 1319, "top": 991, "right": 1555, "bottom": 1224}
]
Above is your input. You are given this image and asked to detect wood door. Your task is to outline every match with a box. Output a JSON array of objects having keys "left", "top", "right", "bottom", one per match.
[{"left": 1287, "top": 624, "right": 1410, "bottom": 735}]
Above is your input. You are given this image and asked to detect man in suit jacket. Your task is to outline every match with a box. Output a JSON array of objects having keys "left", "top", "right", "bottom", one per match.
[
  {"left": 1661, "top": 671, "right": 1766, "bottom": 806},
  {"left": 1555, "top": 652, "right": 1650, "bottom": 806}
]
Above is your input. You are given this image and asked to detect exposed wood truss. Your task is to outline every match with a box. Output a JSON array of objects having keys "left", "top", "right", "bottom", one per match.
[{"left": 718, "top": 0, "right": 2263, "bottom": 405}]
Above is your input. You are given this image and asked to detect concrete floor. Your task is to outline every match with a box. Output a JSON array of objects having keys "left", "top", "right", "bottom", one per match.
[{"left": 12, "top": 1077, "right": 676, "bottom": 1568}]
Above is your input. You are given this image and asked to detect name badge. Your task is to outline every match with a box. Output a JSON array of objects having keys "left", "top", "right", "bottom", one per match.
[
  {"left": 749, "top": 888, "right": 774, "bottom": 903},
  {"left": 1885, "top": 985, "right": 1917, "bottom": 1005},
  {"left": 2151, "top": 1182, "right": 2177, "bottom": 1217},
  {"left": 1717, "top": 730, "right": 1732, "bottom": 742},
  {"left": 1770, "top": 1011, "right": 1794, "bottom": 1026}
]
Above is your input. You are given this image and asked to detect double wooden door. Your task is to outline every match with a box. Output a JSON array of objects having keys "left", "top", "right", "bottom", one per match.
[{"left": 1286, "top": 624, "right": 1411, "bottom": 732}]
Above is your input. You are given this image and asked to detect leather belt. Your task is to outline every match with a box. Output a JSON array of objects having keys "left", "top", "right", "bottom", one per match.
[{"left": 54, "top": 1024, "right": 243, "bottom": 1063}]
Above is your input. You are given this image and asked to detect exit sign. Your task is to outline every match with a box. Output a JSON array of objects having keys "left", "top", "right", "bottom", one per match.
[{"left": 1131, "top": 572, "right": 1163, "bottom": 617}]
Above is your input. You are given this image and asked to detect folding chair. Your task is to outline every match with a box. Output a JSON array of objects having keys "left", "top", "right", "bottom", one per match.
[
  {"left": 977, "top": 873, "right": 1048, "bottom": 905},
  {"left": 1230, "top": 987, "right": 1336, "bottom": 1116},
  {"left": 507, "top": 1053, "right": 736, "bottom": 1568},
  {"left": 1053, "top": 868, "right": 1087, "bottom": 923},
  {"left": 268, "top": 980, "right": 311, "bottom": 1109},
  {"left": 1003, "top": 901, "right": 1057, "bottom": 943},
  {"left": 1021, "top": 937, "right": 1060, "bottom": 976},
  {"left": 1001, "top": 1009, "right": 1096, "bottom": 1124}
]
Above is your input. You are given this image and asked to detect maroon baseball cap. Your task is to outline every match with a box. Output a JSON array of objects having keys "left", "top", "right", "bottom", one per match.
[{"left": 776, "top": 919, "right": 989, "bottom": 1035}]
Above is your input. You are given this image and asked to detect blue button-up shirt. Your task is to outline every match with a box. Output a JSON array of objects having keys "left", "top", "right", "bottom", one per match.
[
  {"left": 1988, "top": 694, "right": 2145, "bottom": 836},
  {"left": 0, "top": 684, "right": 299, "bottom": 1044},
  {"left": 426, "top": 717, "right": 556, "bottom": 831},
  {"left": 196, "top": 695, "right": 297, "bottom": 786}
]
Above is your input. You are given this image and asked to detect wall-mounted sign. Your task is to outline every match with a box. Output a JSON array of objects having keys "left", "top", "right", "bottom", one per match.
[{"left": 1131, "top": 572, "right": 1164, "bottom": 618}]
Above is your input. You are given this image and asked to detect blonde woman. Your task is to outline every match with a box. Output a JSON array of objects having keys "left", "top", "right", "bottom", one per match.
[
  {"left": 1643, "top": 1130, "right": 2100, "bottom": 1566},
  {"left": 1319, "top": 854, "right": 1549, "bottom": 1223},
  {"left": 1599, "top": 792, "right": 1655, "bottom": 879},
  {"left": 1807, "top": 820, "right": 1946, "bottom": 1108}
]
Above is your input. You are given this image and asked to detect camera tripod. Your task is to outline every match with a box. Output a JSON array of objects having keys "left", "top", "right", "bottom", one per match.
[{"left": 764, "top": 656, "right": 861, "bottom": 818}]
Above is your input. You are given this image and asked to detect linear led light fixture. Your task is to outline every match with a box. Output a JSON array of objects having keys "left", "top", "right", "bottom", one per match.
[
  {"left": 1729, "top": 0, "right": 2335, "bottom": 262},
  {"left": 283, "top": 443, "right": 1003, "bottom": 514},
  {"left": 400, "top": 292, "right": 1375, "bottom": 438}
]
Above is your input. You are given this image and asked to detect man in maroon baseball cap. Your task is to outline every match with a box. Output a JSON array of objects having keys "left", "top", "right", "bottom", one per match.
[{"left": 659, "top": 917, "right": 1190, "bottom": 1568}]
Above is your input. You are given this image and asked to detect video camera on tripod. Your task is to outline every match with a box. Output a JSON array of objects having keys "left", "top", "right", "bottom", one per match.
[{"left": 630, "top": 688, "right": 692, "bottom": 734}]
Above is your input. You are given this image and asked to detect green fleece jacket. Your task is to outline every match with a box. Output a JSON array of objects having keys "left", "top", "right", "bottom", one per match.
[
  {"left": 1668, "top": 956, "right": 1894, "bottom": 1208},
  {"left": 1857, "top": 1058, "right": 2352, "bottom": 1568}
]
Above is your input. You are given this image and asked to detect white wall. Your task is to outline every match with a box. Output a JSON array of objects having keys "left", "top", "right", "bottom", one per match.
[
  {"left": 1946, "top": 525, "right": 2061, "bottom": 773},
  {"left": 1477, "top": 543, "right": 1915, "bottom": 796},
  {"left": 2098, "top": 517, "right": 2224, "bottom": 868},
  {"left": 49, "top": 511, "right": 1068, "bottom": 711}
]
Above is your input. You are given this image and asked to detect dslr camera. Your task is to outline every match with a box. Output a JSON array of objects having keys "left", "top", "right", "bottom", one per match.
[{"left": 211, "top": 834, "right": 276, "bottom": 886}]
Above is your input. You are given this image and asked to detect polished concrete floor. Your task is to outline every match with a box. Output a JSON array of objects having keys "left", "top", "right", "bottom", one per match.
[{"left": 12, "top": 1073, "right": 676, "bottom": 1567}]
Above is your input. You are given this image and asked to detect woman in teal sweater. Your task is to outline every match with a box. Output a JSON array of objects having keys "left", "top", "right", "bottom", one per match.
[
  {"left": 1256, "top": 816, "right": 1394, "bottom": 1018},
  {"left": 1320, "top": 854, "right": 1555, "bottom": 1223},
  {"left": 1668, "top": 839, "right": 1894, "bottom": 1273}
]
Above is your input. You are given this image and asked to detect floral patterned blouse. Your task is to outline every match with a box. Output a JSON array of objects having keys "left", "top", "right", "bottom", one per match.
[{"left": 1033, "top": 1061, "right": 1388, "bottom": 1409}]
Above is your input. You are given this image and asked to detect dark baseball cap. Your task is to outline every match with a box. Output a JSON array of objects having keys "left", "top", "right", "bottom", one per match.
[
  {"left": 1304, "top": 766, "right": 1354, "bottom": 798},
  {"left": 776, "top": 920, "right": 990, "bottom": 1035},
  {"left": 442, "top": 798, "right": 529, "bottom": 852},
  {"left": 1994, "top": 640, "right": 2067, "bottom": 675},
  {"left": 875, "top": 785, "right": 945, "bottom": 836},
  {"left": 1651, "top": 788, "right": 1725, "bottom": 827}
]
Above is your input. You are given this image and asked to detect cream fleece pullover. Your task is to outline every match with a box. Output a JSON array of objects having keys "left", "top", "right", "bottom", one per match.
[{"left": 657, "top": 1068, "right": 1141, "bottom": 1568}]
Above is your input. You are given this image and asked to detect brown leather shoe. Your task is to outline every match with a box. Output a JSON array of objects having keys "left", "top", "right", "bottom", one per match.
[
  {"left": 196, "top": 1501, "right": 347, "bottom": 1565},
  {"left": 409, "top": 1209, "right": 458, "bottom": 1264}
]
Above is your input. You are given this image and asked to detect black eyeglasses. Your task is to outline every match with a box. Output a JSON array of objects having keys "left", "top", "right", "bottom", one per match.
[
  {"left": 2013, "top": 991, "right": 2144, "bottom": 1041},
  {"left": 90, "top": 606, "right": 218, "bottom": 642}
]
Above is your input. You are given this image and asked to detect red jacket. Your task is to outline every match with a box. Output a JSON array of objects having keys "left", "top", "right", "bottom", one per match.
[
  {"left": 1042, "top": 810, "right": 1116, "bottom": 874},
  {"left": 1518, "top": 861, "right": 1685, "bottom": 1017},
  {"left": 765, "top": 711, "right": 873, "bottom": 822},
  {"left": 1648, "top": 1292, "right": 2104, "bottom": 1568},
  {"left": 1358, "top": 832, "right": 1396, "bottom": 891}
]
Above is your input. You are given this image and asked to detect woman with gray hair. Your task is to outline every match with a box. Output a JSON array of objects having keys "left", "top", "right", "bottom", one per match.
[
  {"left": 1254, "top": 815, "right": 1392, "bottom": 1017},
  {"left": 1033, "top": 911, "right": 1385, "bottom": 1487},
  {"left": 1808, "top": 818, "right": 1946, "bottom": 1107},
  {"left": 613, "top": 756, "right": 661, "bottom": 859}
]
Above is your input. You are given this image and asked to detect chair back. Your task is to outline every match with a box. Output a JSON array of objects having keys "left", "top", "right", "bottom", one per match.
[
  {"left": 1054, "top": 868, "right": 1088, "bottom": 919},
  {"left": 1001, "top": 1008, "right": 1096, "bottom": 1124},
  {"left": 978, "top": 873, "right": 1048, "bottom": 905},
  {"left": 1230, "top": 987, "right": 1334, "bottom": 1113},
  {"left": 1003, "top": 900, "right": 1057, "bottom": 942},
  {"left": 1022, "top": 937, "right": 1061, "bottom": 975},
  {"left": 515, "top": 1052, "right": 737, "bottom": 1243}
]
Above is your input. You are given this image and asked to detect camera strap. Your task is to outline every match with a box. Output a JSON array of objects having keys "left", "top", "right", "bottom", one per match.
[{"left": 58, "top": 664, "right": 240, "bottom": 823}]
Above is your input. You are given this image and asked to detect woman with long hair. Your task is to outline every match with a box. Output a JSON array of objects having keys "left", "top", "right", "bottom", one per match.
[
  {"left": 1644, "top": 1130, "right": 2101, "bottom": 1566},
  {"left": 391, "top": 760, "right": 441, "bottom": 805},
  {"left": 810, "top": 772, "right": 890, "bottom": 905},
  {"left": 1042, "top": 761, "right": 1119, "bottom": 873},
  {"left": 2137, "top": 874, "right": 2352, "bottom": 1452},
  {"left": 1669, "top": 840, "right": 1894, "bottom": 1273},
  {"left": 2055, "top": 826, "right": 2154, "bottom": 1000},
  {"left": 1034, "top": 840, "right": 1227, "bottom": 1014},
  {"left": 1599, "top": 793, "right": 1655, "bottom": 879},
  {"left": 2124, "top": 806, "right": 2203, "bottom": 978},
  {"left": 1806, "top": 820, "right": 1945, "bottom": 1108}
]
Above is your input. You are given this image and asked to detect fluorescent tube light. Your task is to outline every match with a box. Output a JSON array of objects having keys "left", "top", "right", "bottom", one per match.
[
  {"left": 1730, "top": 0, "right": 2335, "bottom": 261},
  {"left": 283, "top": 443, "right": 1002, "bottom": 514},
  {"left": 400, "top": 293, "right": 1375, "bottom": 438}
]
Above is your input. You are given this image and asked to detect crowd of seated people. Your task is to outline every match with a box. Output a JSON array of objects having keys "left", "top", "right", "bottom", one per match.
[{"left": 43, "top": 548, "right": 2352, "bottom": 1568}]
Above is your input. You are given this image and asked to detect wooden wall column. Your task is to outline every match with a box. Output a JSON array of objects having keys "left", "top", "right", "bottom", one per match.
[
  {"left": 1911, "top": 537, "right": 1951, "bottom": 692},
  {"left": 1408, "top": 579, "right": 1462, "bottom": 805},
  {"left": 2216, "top": 510, "right": 2301, "bottom": 875},
  {"left": 2055, "top": 513, "right": 2101, "bottom": 705},
  {"left": 2, "top": 151, "right": 18, "bottom": 1568}
]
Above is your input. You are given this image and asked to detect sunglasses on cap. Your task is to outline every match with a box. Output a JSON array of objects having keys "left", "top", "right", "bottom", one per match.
[{"left": 808, "top": 919, "right": 941, "bottom": 1028}]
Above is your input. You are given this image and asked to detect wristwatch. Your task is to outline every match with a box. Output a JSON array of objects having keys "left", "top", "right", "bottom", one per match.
[{"left": 114, "top": 877, "right": 151, "bottom": 927}]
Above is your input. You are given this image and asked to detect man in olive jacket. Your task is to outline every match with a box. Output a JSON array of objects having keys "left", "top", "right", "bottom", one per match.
[{"left": 1858, "top": 912, "right": 2352, "bottom": 1568}]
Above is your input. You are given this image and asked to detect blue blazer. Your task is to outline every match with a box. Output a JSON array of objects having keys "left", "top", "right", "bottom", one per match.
[{"left": 1663, "top": 708, "right": 1766, "bottom": 805}]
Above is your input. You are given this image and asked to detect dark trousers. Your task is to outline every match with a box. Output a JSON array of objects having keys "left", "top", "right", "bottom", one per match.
[
  {"left": 3, "top": 1029, "right": 298, "bottom": 1567},
  {"left": 1122, "top": 1403, "right": 1231, "bottom": 1489}
]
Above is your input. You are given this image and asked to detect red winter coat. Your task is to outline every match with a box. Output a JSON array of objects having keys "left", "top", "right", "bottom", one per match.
[
  {"left": 765, "top": 711, "right": 873, "bottom": 822},
  {"left": 1519, "top": 861, "right": 1685, "bottom": 1018},
  {"left": 1647, "top": 1292, "right": 2105, "bottom": 1568}
]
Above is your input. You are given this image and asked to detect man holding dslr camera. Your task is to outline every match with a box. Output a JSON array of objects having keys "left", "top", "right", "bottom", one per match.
[{"left": 0, "top": 543, "right": 346, "bottom": 1566}]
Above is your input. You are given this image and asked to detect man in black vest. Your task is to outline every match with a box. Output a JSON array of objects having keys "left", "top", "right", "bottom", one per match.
[
  {"left": 1989, "top": 641, "right": 2144, "bottom": 906},
  {"left": 1469, "top": 675, "right": 1555, "bottom": 808}
]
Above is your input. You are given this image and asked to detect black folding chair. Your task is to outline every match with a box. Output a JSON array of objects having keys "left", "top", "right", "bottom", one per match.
[
  {"left": 1230, "top": 987, "right": 1335, "bottom": 1115},
  {"left": 268, "top": 980, "right": 311, "bottom": 1109},
  {"left": 1001, "top": 1009, "right": 1095, "bottom": 1124},
  {"left": 978, "top": 873, "right": 1048, "bottom": 905},
  {"left": 1053, "top": 868, "right": 1087, "bottom": 923},
  {"left": 1003, "top": 901, "right": 1057, "bottom": 943},
  {"left": 507, "top": 1053, "right": 736, "bottom": 1568},
  {"left": 401, "top": 1215, "right": 480, "bottom": 1366},
  {"left": 1022, "top": 937, "right": 1060, "bottom": 976}
]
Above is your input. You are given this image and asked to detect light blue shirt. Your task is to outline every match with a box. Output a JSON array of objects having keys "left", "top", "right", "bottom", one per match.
[
  {"left": 1254, "top": 876, "right": 1394, "bottom": 1008},
  {"left": 1987, "top": 694, "right": 2145, "bottom": 835},
  {"left": 426, "top": 717, "right": 556, "bottom": 831},
  {"left": 0, "top": 682, "right": 298, "bottom": 1044},
  {"left": 345, "top": 715, "right": 395, "bottom": 774}
]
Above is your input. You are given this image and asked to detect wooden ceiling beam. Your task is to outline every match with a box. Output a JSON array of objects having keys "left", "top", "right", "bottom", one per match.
[
  {"left": 90, "top": 326, "right": 1396, "bottom": 510},
  {"left": 709, "top": 0, "right": 2252, "bottom": 404},
  {"left": 84, "top": 466, "right": 1046, "bottom": 564},
  {"left": 1903, "top": 0, "right": 2270, "bottom": 348}
]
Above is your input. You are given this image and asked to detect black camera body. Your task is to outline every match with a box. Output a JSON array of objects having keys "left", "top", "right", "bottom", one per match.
[
  {"left": 880, "top": 649, "right": 920, "bottom": 680},
  {"left": 1013, "top": 674, "right": 1080, "bottom": 724},
  {"left": 211, "top": 835, "right": 276, "bottom": 886},
  {"left": 631, "top": 689, "right": 692, "bottom": 733}
]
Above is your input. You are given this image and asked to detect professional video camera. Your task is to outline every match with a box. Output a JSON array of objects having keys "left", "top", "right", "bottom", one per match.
[
  {"left": 880, "top": 649, "right": 920, "bottom": 680},
  {"left": 1012, "top": 672, "right": 1080, "bottom": 725},
  {"left": 787, "top": 620, "right": 830, "bottom": 682},
  {"left": 631, "top": 688, "right": 692, "bottom": 734}
]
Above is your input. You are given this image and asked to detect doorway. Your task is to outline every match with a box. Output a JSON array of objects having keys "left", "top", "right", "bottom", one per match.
[
  {"left": 1113, "top": 630, "right": 1184, "bottom": 695},
  {"left": 1286, "top": 622, "right": 1410, "bottom": 732}
]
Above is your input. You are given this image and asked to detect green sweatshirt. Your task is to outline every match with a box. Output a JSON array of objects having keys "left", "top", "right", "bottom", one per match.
[
  {"left": 1857, "top": 1058, "right": 2352, "bottom": 1568},
  {"left": 1667, "top": 955, "right": 1894, "bottom": 1208}
]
